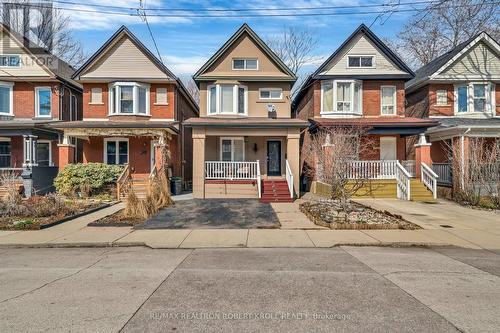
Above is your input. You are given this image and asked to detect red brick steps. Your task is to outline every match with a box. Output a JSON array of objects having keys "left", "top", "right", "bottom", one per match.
[{"left": 260, "top": 180, "right": 293, "bottom": 203}]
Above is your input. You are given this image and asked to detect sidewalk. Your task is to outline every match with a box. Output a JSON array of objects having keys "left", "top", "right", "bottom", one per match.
[{"left": 0, "top": 200, "right": 499, "bottom": 250}]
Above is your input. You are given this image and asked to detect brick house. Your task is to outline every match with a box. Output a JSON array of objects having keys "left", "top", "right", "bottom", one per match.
[
  {"left": 293, "top": 24, "right": 439, "bottom": 201},
  {"left": 406, "top": 32, "right": 499, "bottom": 188},
  {"left": 0, "top": 24, "right": 82, "bottom": 196},
  {"left": 52, "top": 26, "right": 198, "bottom": 193}
]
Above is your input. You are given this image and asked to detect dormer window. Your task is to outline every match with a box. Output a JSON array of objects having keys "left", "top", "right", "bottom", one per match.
[
  {"left": 207, "top": 84, "right": 247, "bottom": 115},
  {"left": 108, "top": 82, "right": 150, "bottom": 115},
  {"left": 348, "top": 56, "right": 374, "bottom": 68},
  {"left": 232, "top": 58, "right": 258, "bottom": 70}
]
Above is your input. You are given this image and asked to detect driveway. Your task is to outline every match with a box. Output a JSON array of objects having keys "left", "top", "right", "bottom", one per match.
[
  {"left": 137, "top": 199, "right": 280, "bottom": 229},
  {"left": 1, "top": 247, "right": 499, "bottom": 332}
]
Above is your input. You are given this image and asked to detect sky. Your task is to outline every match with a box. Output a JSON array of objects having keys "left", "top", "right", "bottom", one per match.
[{"left": 57, "top": 0, "right": 417, "bottom": 78}]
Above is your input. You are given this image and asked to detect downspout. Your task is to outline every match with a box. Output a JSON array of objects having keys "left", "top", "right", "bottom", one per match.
[{"left": 460, "top": 128, "right": 471, "bottom": 190}]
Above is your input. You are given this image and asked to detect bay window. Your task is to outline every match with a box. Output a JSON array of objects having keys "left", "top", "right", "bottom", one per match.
[
  {"left": 109, "top": 82, "right": 150, "bottom": 115},
  {"left": 207, "top": 84, "right": 247, "bottom": 115},
  {"left": 381, "top": 86, "right": 397, "bottom": 115},
  {"left": 321, "top": 80, "right": 362, "bottom": 115},
  {"left": 455, "top": 82, "right": 495, "bottom": 114},
  {"left": 220, "top": 138, "right": 244, "bottom": 161},
  {"left": 0, "top": 81, "right": 13, "bottom": 115}
]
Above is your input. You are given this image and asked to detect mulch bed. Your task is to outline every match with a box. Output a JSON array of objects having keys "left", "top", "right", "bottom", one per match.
[
  {"left": 300, "top": 200, "right": 420, "bottom": 230},
  {"left": 0, "top": 200, "right": 109, "bottom": 231},
  {"left": 88, "top": 209, "right": 144, "bottom": 227}
]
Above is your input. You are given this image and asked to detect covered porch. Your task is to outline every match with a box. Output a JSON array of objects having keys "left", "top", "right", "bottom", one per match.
[{"left": 186, "top": 117, "right": 308, "bottom": 200}]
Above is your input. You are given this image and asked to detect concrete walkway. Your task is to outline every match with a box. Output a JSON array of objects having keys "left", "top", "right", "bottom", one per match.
[{"left": 0, "top": 199, "right": 499, "bottom": 251}]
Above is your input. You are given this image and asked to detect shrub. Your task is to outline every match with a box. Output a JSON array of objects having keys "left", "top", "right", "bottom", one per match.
[
  {"left": 25, "top": 194, "right": 69, "bottom": 218},
  {"left": 54, "top": 163, "right": 123, "bottom": 197}
]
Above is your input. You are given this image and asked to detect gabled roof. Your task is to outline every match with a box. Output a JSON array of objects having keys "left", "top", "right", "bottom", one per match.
[
  {"left": 72, "top": 25, "right": 177, "bottom": 80},
  {"left": 312, "top": 24, "right": 414, "bottom": 78},
  {"left": 406, "top": 31, "right": 500, "bottom": 92},
  {"left": 0, "top": 24, "right": 81, "bottom": 90},
  {"left": 192, "top": 23, "right": 296, "bottom": 81}
]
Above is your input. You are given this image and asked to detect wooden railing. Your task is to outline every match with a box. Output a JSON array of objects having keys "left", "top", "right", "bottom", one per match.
[
  {"left": 205, "top": 161, "right": 259, "bottom": 180},
  {"left": 396, "top": 161, "right": 411, "bottom": 200},
  {"left": 401, "top": 160, "right": 416, "bottom": 177},
  {"left": 432, "top": 163, "right": 452, "bottom": 186},
  {"left": 285, "top": 159, "right": 293, "bottom": 198},
  {"left": 346, "top": 160, "right": 398, "bottom": 179},
  {"left": 421, "top": 162, "right": 438, "bottom": 199},
  {"left": 116, "top": 164, "right": 130, "bottom": 199}
]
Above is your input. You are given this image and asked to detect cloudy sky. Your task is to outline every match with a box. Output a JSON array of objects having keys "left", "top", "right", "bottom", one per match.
[{"left": 55, "top": 0, "right": 419, "bottom": 77}]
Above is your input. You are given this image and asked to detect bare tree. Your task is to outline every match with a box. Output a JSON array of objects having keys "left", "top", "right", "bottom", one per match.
[
  {"left": 1, "top": 1, "right": 86, "bottom": 66},
  {"left": 181, "top": 76, "right": 200, "bottom": 105},
  {"left": 302, "top": 126, "right": 377, "bottom": 220},
  {"left": 391, "top": 0, "right": 499, "bottom": 68},
  {"left": 266, "top": 26, "right": 319, "bottom": 75}
]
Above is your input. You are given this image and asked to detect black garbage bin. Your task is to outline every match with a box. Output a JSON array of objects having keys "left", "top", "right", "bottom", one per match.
[{"left": 170, "top": 177, "right": 182, "bottom": 195}]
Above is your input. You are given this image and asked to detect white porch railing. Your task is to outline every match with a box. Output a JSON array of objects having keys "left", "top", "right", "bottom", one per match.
[
  {"left": 256, "top": 161, "right": 262, "bottom": 198},
  {"left": 346, "top": 160, "right": 398, "bottom": 179},
  {"left": 421, "top": 162, "right": 438, "bottom": 199},
  {"left": 396, "top": 161, "right": 411, "bottom": 200},
  {"left": 205, "top": 161, "right": 260, "bottom": 180},
  {"left": 285, "top": 159, "right": 293, "bottom": 198},
  {"left": 402, "top": 160, "right": 416, "bottom": 177}
]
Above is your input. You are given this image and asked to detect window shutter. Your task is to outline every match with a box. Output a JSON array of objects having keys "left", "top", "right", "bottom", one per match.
[
  {"left": 156, "top": 88, "right": 167, "bottom": 104},
  {"left": 91, "top": 88, "right": 102, "bottom": 104}
]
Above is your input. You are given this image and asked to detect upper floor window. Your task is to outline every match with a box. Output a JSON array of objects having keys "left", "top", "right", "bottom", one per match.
[
  {"left": 0, "top": 81, "right": 13, "bottom": 115},
  {"left": 232, "top": 58, "right": 258, "bottom": 70},
  {"left": 109, "top": 82, "right": 150, "bottom": 115},
  {"left": 455, "top": 83, "right": 495, "bottom": 114},
  {"left": 207, "top": 84, "right": 247, "bottom": 115},
  {"left": 0, "top": 55, "right": 20, "bottom": 67},
  {"left": 348, "top": 56, "right": 374, "bottom": 68},
  {"left": 35, "top": 87, "right": 52, "bottom": 118},
  {"left": 381, "top": 86, "right": 396, "bottom": 115},
  {"left": 321, "top": 80, "right": 362, "bottom": 115},
  {"left": 436, "top": 90, "right": 448, "bottom": 106},
  {"left": 259, "top": 88, "right": 283, "bottom": 100},
  {"left": 90, "top": 87, "right": 102, "bottom": 104},
  {"left": 155, "top": 87, "right": 168, "bottom": 105}
]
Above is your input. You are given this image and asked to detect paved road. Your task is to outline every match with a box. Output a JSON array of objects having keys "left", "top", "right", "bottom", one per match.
[{"left": 0, "top": 247, "right": 499, "bottom": 332}]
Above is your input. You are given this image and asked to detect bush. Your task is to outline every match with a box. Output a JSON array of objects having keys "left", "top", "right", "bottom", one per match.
[{"left": 54, "top": 163, "right": 123, "bottom": 197}]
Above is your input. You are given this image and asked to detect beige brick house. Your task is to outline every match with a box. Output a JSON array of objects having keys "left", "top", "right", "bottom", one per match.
[{"left": 185, "top": 24, "right": 308, "bottom": 202}]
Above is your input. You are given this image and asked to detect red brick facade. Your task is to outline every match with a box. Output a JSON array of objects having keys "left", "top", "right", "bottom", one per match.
[{"left": 12, "top": 82, "right": 60, "bottom": 119}]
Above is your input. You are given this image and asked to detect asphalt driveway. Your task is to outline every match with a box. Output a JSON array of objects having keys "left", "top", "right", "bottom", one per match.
[{"left": 136, "top": 199, "right": 280, "bottom": 229}]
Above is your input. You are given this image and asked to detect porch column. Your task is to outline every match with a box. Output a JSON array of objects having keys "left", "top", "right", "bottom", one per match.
[
  {"left": 57, "top": 135, "right": 75, "bottom": 170},
  {"left": 414, "top": 134, "right": 432, "bottom": 178},
  {"left": 23, "top": 135, "right": 38, "bottom": 167},
  {"left": 287, "top": 131, "right": 300, "bottom": 198},
  {"left": 192, "top": 130, "right": 206, "bottom": 199}
]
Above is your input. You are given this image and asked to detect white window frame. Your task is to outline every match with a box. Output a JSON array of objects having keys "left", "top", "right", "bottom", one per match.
[
  {"left": 35, "top": 86, "right": 52, "bottom": 118},
  {"left": 90, "top": 87, "right": 103, "bottom": 104},
  {"left": 380, "top": 85, "right": 397, "bottom": 116},
  {"left": 347, "top": 55, "right": 375, "bottom": 68},
  {"left": 36, "top": 140, "right": 53, "bottom": 166},
  {"left": 155, "top": 87, "right": 168, "bottom": 105},
  {"left": 232, "top": 58, "right": 259, "bottom": 70},
  {"left": 259, "top": 88, "right": 283, "bottom": 100},
  {"left": 207, "top": 84, "right": 248, "bottom": 116},
  {"left": 320, "top": 79, "right": 363, "bottom": 116},
  {"left": 103, "top": 138, "right": 129, "bottom": 165},
  {"left": 436, "top": 89, "right": 448, "bottom": 106},
  {"left": 0, "top": 81, "right": 14, "bottom": 116},
  {"left": 219, "top": 137, "right": 245, "bottom": 161},
  {"left": 454, "top": 82, "right": 495, "bottom": 115},
  {"left": 108, "top": 82, "right": 150, "bottom": 116},
  {"left": 0, "top": 55, "right": 21, "bottom": 68},
  {"left": 0, "top": 138, "right": 11, "bottom": 168}
]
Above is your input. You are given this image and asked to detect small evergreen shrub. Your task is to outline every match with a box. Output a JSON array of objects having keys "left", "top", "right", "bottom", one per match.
[{"left": 54, "top": 163, "right": 123, "bottom": 197}]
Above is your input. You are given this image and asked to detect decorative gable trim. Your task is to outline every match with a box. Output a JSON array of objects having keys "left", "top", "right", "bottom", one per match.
[
  {"left": 313, "top": 24, "right": 414, "bottom": 78},
  {"left": 192, "top": 23, "right": 296, "bottom": 81}
]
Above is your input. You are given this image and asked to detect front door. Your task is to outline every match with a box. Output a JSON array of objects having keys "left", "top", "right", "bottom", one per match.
[{"left": 267, "top": 140, "right": 281, "bottom": 176}]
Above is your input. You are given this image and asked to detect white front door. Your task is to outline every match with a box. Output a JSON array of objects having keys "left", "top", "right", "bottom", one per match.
[{"left": 380, "top": 137, "right": 397, "bottom": 160}]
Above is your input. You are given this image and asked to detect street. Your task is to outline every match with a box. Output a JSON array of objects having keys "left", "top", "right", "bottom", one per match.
[{"left": 0, "top": 246, "right": 499, "bottom": 332}]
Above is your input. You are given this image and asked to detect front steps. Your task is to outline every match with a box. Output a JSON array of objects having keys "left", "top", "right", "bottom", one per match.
[
  {"left": 345, "top": 179, "right": 436, "bottom": 201},
  {"left": 410, "top": 179, "right": 436, "bottom": 202},
  {"left": 120, "top": 177, "right": 150, "bottom": 199},
  {"left": 260, "top": 179, "right": 293, "bottom": 203}
]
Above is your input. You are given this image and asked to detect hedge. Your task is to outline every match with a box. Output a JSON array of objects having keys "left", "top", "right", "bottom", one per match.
[{"left": 54, "top": 163, "right": 123, "bottom": 196}]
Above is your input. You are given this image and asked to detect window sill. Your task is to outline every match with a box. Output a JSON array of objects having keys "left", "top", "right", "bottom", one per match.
[
  {"left": 33, "top": 116, "right": 52, "bottom": 120},
  {"left": 434, "top": 104, "right": 451, "bottom": 107},
  {"left": 108, "top": 113, "right": 151, "bottom": 117},
  {"left": 256, "top": 100, "right": 285, "bottom": 103},
  {"left": 153, "top": 103, "right": 169, "bottom": 106},
  {"left": 89, "top": 102, "right": 104, "bottom": 105}
]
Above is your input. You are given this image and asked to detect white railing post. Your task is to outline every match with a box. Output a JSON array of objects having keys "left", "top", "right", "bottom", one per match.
[
  {"left": 395, "top": 160, "right": 412, "bottom": 200},
  {"left": 285, "top": 159, "right": 293, "bottom": 198},
  {"left": 421, "top": 162, "right": 438, "bottom": 199},
  {"left": 256, "top": 160, "right": 261, "bottom": 199}
]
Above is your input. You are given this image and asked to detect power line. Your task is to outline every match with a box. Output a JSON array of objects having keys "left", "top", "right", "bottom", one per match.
[{"left": 137, "top": 0, "right": 163, "bottom": 64}]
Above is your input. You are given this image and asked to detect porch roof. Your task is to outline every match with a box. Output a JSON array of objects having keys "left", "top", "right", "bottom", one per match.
[
  {"left": 184, "top": 117, "right": 309, "bottom": 128},
  {"left": 309, "top": 117, "right": 438, "bottom": 136},
  {"left": 49, "top": 120, "right": 179, "bottom": 137},
  {"left": 426, "top": 117, "right": 500, "bottom": 138},
  {"left": 0, "top": 120, "right": 60, "bottom": 139}
]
